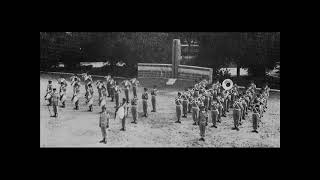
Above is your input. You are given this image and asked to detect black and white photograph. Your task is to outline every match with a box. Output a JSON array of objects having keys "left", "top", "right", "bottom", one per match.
[{"left": 40, "top": 32, "right": 280, "bottom": 147}]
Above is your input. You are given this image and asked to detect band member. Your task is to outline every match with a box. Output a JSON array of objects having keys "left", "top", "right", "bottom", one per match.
[
  {"left": 217, "top": 97, "right": 223, "bottom": 123},
  {"left": 85, "top": 82, "right": 92, "bottom": 104},
  {"left": 240, "top": 96, "right": 248, "bottom": 119},
  {"left": 50, "top": 88, "right": 59, "bottom": 118},
  {"left": 106, "top": 76, "right": 112, "bottom": 98},
  {"left": 131, "top": 78, "right": 139, "bottom": 98},
  {"left": 87, "top": 84, "right": 94, "bottom": 112},
  {"left": 175, "top": 95, "right": 182, "bottom": 123},
  {"left": 59, "top": 82, "right": 67, "bottom": 108},
  {"left": 99, "top": 108, "right": 110, "bottom": 144},
  {"left": 131, "top": 96, "right": 138, "bottom": 124},
  {"left": 72, "top": 82, "right": 80, "bottom": 110},
  {"left": 45, "top": 80, "right": 53, "bottom": 105},
  {"left": 220, "top": 93, "right": 227, "bottom": 117},
  {"left": 198, "top": 105, "right": 208, "bottom": 141},
  {"left": 191, "top": 98, "right": 200, "bottom": 125},
  {"left": 187, "top": 96, "right": 193, "bottom": 113},
  {"left": 193, "top": 87, "right": 199, "bottom": 98},
  {"left": 210, "top": 101, "right": 219, "bottom": 128},
  {"left": 123, "top": 80, "right": 131, "bottom": 103},
  {"left": 182, "top": 94, "right": 188, "bottom": 118},
  {"left": 118, "top": 98, "right": 127, "bottom": 131},
  {"left": 114, "top": 82, "right": 121, "bottom": 108},
  {"left": 151, "top": 85, "right": 158, "bottom": 112},
  {"left": 96, "top": 80, "right": 103, "bottom": 103},
  {"left": 203, "top": 91, "right": 210, "bottom": 111},
  {"left": 252, "top": 107, "right": 259, "bottom": 133},
  {"left": 142, "top": 88, "right": 148, "bottom": 117},
  {"left": 100, "top": 85, "right": 107, "bottom": 112},
  {"left": 110, "top": 79, "right": 115, "bottom": 102},
  {"left": 232, "top": 101, "right": 241, "bottom": 131}
]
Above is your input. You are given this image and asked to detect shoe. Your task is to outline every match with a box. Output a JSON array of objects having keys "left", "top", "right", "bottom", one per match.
[
  {"left": 151, "top": 110, "right": 155, "bottom": 112},
  {"left": 177, "top": 121, "right": 181, "bottom": 123},
  {"left": 120, "top": 128, "right": 125, "bottom": 131},
  {"left": 131, "top": 121, "right": 137, "bottom": 124},
  {"left": 175, "top": 121, "right": 180, "bottom": 123},
  {"left": 99, "top": 139, "right": 105, "bottom": 143},
  {"left": 211, "top": 125, "right": 217, "bottom": 128},
  {"left": 252, "top": 130, "right": 258, "bottom": 133},
  {"left": 103, "top": 140, "right": 107, "bottom": 144}
]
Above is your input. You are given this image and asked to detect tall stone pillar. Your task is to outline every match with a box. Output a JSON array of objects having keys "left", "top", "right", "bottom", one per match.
[{"left": 172, "top": 39, "right": 182, "bottom": 78}]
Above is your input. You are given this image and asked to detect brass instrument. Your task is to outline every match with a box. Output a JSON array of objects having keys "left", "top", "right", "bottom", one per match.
[{"left": 222, "top": 79, "right": 233, "bottom": 90}]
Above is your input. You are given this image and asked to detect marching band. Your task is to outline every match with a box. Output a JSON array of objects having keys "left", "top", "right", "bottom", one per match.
[{"left": 43, "top": 73, "right": 271, "bottom": 144}]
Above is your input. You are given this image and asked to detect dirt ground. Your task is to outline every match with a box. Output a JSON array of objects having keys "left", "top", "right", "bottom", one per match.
[{"left": 40, "top": 75, "right": 280, "bottom": 147}]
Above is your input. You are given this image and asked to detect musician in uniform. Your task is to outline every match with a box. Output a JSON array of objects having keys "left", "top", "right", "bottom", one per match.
[
  {"left": 220, "top": 92, "right": 227, "bottom": 117},
  {"left": 151, "top": 85, "right": 158, "bottom": 112},
  {"left": 175, "top": 95, "right": 182, "bottom": 123},
  {"left": 72, "top": 82, "right": 80, "bottom": 110},
  {"left": 203, "top": 91, "right": 210, "bottom": 111},
  {"left": 252, "top": 106, "right": 259, "bottom": 133},
  {"left": 59, "top": 81, "right": 67, "bottom": 108},
  {"left": 191, "top": 98, "right": 199, "bottom": 125},
  {"left": 131, "top": 78, "right": 139, "bottom": 98},
  {"left": 210, "top": 101, "right": 219, "bottom": 128},
  {"left": 99, "top": 108, "right": 110, "bottom": 144},
  {"left": 187, "top": 95, "right": 193, "bottom": 113},
  {"left": 131, "top": 96, "right": 138, "bottom": 124},
  {"left": 232, "top": 101, "right": 241, "bottom": 131},
  {"left": 123, "top": 80, "right": 131, "bottom": 103},
  {"left": 110, "top": 79, "right": 115, "bottom": 102},
  {"left": 87, "top": 84, "right": 94, "bottom": 112},
  {"left": 182, "top": 94, "right": 188, "bottom": 118},
  {"left": 106, "top": 77, "right": 112, "bottom": 98},
  {"left": 50, "top": 88, "right": 59, "bottom": 118},
  {"left": 198, "top": 105, "right": 208, "bottom": 141},
  {"left": 142, "top": 88, "right": 149, "bottom": 117},
  {"left": 45, "top": 80, "right": 53, "bottom": 105},
  {"left": 217, "top": 97, "right": 223, "bottom": 123},
  {"left": 118, "top": 98, "right": 127, "bottom": 131},
  {"left": 114, "top": 82, "right": 121, "bottom": 108}
]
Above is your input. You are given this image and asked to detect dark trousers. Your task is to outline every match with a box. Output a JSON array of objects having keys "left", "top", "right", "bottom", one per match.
[
  {"left": 211, "top": 110, "right": 218, "bottom": 126},
  {"left": 233, "top": 109, "right": 241, "bottom": 128},
  {"left": 199, "top": 123, "right": 206, "bottom": 138},
  {"left": 131, "top": 106, "right": 137, "bottom": 122},
  {"left": 192, "top": 107, "right": 199, "bottom": 123},
  {"left": 182, "top": 101, "right": 188, "bottom": 115},
  {"left": 121, "top": 117, "right": 126, "bottom": 130},
  {"left": 53, "top": 104, "right": 58, "bottom": 116},
  {"left": 115, "top": 93, "right": 119, "bottom": 107},
  {"left": 143, "top": 100, "right": 148, "bottom": 116},
  {"left": 101, "top": 127, "right": 107, "bottom": 139},
  {"left": 111, "top": 89, "right": 114, "bottom": 101},
  {"left": 125, "top": 89, "right": 129, "bottom": 103},
  {"left": 133, "top": 86, "right": 137, "bottom": 97},
  {"left": 188, "top": 103, "right": 192, "bottom": 113},
  {"left": 176, "top": 105, "right": 182, "bottom": 121},
  {"left": 151, "top": 96, "right": 156, "bottom": 112}
]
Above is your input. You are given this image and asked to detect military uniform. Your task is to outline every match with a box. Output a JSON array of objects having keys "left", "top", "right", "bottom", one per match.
[
  {"left": 198, "top": 108, "right": 208, "bottom": 141},
  {"left": 142, "top": 91, "right": 148, "bottom": 117},
  {"left": 187, "top": 97, "right": 193, "bottom": 113},
  {"left": 50, "top": 90, "right": 59, "bottom": 117},
  {"left": 182, "top": 95, "right": 188, "bottom": 118},
  {"left": 114, "top": 85, "right": 121, "bottom": 108},
  {"left": 59, "top": 83, "right": 67, "bottom": 108},
  {"left": 45, "top": 83, "right": 53, "bottom": 105},
  {"left": 217, "top": 100, "right": 223, "bottom": 123},
  {"left": 191, "top": 99, "right": 199, "bottom": 125},
  {"left": 151, "top": 88, "right": 157, "bottom": 112},
  {"left": 88, "top": 86, "right": 94, "bottom": 111},
  {"left": 100, "top": 87, "right": 107, "bottom": 112},
  {"left": 233, "top": 102, "right": 241, "bottom": 130},
  {"left": 175, "top": 97, "right": 182, "bottom": 123},
  {"left": 252, "top": 109, "right": 259, "bottom": 133},
  {"left": 132, "top": 80, "right": 139, "bottom": 98},
  {"left": 99, "top": 111, "right": 110, "bottom": 144},
  {"left": 131, "top": 98, "right": 138, "bottom": 123},
  {"left": 72, "top": 84, "right": 80, "bottom": 110},
  {"left": 210, "top": 103, "right": 218, "bottom": 128},
  {"left": 110, "top": 80, "right": 115, "bottom": 102},
  {"left": 120, "top": 102, "right": 127, "bottom": 131},
  {"left": 203, "top": 93, "right": 210, "bottom": 111}
]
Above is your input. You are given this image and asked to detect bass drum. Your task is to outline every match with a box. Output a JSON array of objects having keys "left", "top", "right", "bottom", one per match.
[
  {"left": 73, "top": 95, "right": 78, "bottom": 104},
  {"left": 61, "top": 94, "right": 67, "bottom": 102},
  {"left": 116, "top": 106, "right": 125, "bottom": 120},
  {"left": 45, "top": 93, "right": 51, "bottom": 100}
]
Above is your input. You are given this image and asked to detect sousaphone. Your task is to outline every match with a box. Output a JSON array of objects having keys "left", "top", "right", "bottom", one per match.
[{"left": 222, "top": 79, "right": 233, "bottom": 90}]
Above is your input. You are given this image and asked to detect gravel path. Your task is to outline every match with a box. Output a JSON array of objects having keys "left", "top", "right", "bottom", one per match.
[{"left": 40, "top": 77, "right": 280, "bottom": 147}]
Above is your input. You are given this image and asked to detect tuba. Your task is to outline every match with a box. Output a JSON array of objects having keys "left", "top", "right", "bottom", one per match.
[{"left": 222, "top": 79, "right": 233, "bottom": 90}]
